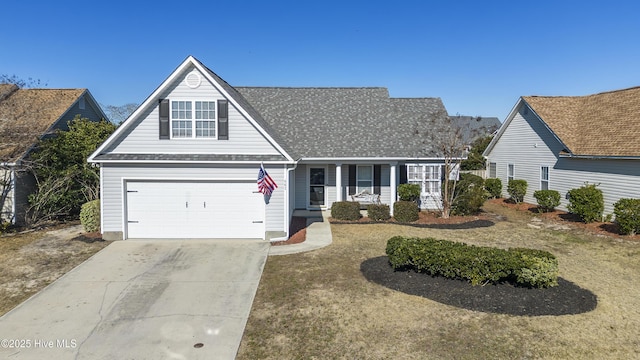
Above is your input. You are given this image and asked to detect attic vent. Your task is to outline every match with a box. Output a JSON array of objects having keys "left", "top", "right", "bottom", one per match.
[{"left": 185, "top": 71, "right": 201, "bottom": 89}]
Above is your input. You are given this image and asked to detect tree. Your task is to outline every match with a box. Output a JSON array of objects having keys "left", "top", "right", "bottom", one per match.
[
  {"left": 102, "top": 103, "right": 138, "bottom": 124},
  {"left": 460, "top": 135, "right": 493, "bottom": 170},
  {"left": 0, "top": 74, "right": 47, "bottom": 88},
  {"left": 25, "top": 116, "right": 116, "bottom": 225},
  {"left": 416, "top": 110, "right": 494, "bottom": 218}
]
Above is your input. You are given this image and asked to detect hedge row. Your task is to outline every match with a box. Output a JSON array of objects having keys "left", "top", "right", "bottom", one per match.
[{"left": 386, "top": 236, "right": 559, "bottom": 288}]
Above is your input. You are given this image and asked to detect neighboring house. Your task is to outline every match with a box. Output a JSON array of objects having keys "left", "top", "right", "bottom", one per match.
[
  {"left": 0, "top": 84, "right": 107, "bottom": 225},
  {"left": 483, "top": 86, "right": 640, "bottom": 216},
  {"left": 89, "top": 56, "right": 471, "bottom": 241}
]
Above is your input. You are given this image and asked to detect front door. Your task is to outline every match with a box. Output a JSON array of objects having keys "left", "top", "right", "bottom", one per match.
[{"left": 309, "top": 167, "right": 326, "bottom": 208}]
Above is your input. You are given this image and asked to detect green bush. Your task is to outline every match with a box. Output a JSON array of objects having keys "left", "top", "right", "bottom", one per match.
[
  {"left": 484, "top": 178, "right": 502, "bottom": 199},
  {"left": 451, "top": 173, "right": 487, "bottom": 216},
  {"left": 385, "top": 236, "right": 558, "bottom": 288},
  {"left": 80, "top": 199, "right": 101, "bottom": 233},
  {"left": 507, "top": 179, "right": 528, "bottom": 204},
  {"left": 614, "top": 198, "right": 640, "bottom": 235},
  {"left": 331, "top": 201, "right": 361, "bottom": 221},
  {"left": 397, "top": 183, "right": 421, "bottom": 202},
  {"left": 367, "top": 204, "right": 391, "bottom": 222},
  {"left": 393, "top": 201, "right": 419, "bottom": 223},
  {"left": 533, "top": 190, "right": 561, "bottom": 212},
  {"left": 567, "top": 183, "right": 604, "bottom": 223}
]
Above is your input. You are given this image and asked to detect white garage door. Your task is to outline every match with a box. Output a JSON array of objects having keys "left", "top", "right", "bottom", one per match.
[{"left": 125, "top": 181, "right": 265, "bottom": 239}]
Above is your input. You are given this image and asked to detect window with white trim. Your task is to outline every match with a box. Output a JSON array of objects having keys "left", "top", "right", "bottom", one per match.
[
  {"left": 357, "top": 165, "right": 373, "bottom": 193},
  {"left": 541, "top": 166, "right": 549, "bottom": 190},
  {"left": 489, "top": 162, "right": 497, "bottom": 178},
  {"left": 406, "top": 164, "right": 441, "bottom": 194},
  {"left": 507, "top": 164, "right": 515, "bottom": 182},
  {"left": 171, "top": 100, "right": 216, "bottom": 138}
]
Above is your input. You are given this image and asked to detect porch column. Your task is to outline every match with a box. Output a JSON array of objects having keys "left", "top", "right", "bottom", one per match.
[
  {"left": 335, "top": 163, "right": 342, "bottom": 202},
  {"left": 390, "top": 162, "right": 397, "bottom": 215}
]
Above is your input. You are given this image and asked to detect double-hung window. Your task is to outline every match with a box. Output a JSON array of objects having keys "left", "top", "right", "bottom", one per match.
[
  {"left": 357, "top": 165, "right": 373, "bottom": 193},
  {"left": 489, "top": 162, "right": 497, "bottom": 178},
  {"left": 171, "top": 100, "right": 216, "bottom": 138},
  {"left": 507, "top": 164, "right": 515, "bottom": 182},
  {"left": 406, "top": 164, "right": 441, "bottom": 194},
  {"left": 541, "top": 166, "right": 549, "bottom": 190}
]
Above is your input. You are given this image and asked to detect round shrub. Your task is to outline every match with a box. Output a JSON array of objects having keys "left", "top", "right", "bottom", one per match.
[
  {"left": 367, "top": 204, "right": 391, "bottom": 222},
  {"left": 80, "top": 199, "right": 100, "bottom": 233},
  {"left": 533, "top": 190, "right": 561, "bottom": 212},
  {"left": 613, "top": 198, "right": 640, "bottom": 235},
  {"left": 397, "top": 183, "right": 420, "bottom": 202},
  {"left": 331, "top": 201, "right": 361, "bottom": 221},
  {"left": 393, "top": 201, "right": 419, "bottom": 223},
  {"left": 484, "top": 178, "right": 502, "bottom": 199},
  {"left": 451, "top": 173, "right": 487, "bottom": 216},
  {"left": 507, "top": 179, "right": 527, "bottom": 204},
  {"left": 567, "top": 183, "right": 604, "bottom": 223}
]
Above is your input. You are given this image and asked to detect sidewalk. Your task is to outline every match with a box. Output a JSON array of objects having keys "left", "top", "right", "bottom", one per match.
[{"left": 269, "top": 210, "right": 332, "bottom": 256}]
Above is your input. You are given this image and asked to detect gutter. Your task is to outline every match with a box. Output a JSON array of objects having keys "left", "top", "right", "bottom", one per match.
[{"left": 559, "top": 153, "right": 640, "bottom": 160}]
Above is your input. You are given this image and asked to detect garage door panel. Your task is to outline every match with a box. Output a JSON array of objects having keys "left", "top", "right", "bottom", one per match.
[{"left": 126, "top": 181, "right": 264, "bottom": 239}]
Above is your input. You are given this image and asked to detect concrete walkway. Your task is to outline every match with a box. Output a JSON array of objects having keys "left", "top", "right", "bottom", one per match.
[
  {"left": 269, "top": 210, "right": 333, "bottom": 256},
  {"left": 0, "top": 239, "right": 269, "bottom": 360}
]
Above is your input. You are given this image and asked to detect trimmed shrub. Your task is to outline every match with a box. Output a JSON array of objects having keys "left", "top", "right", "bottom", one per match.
[
  {"left": 331, "top": 201, "right": 361, "bottom": 221},
  {"left": 80, "top": 199, "right": 101, "bottom": 233},
  {"left": 385, "top": 236, "right": 558, "bottom": 288},
  {"left": 397, "top": 183, "right": 421, "bottom": 202},
  {"left": 451, "top": 173, "right": 487, "bottom": 216},
  {"left": 507, "top": 179, "right": 528, "bottom": 204},
  {"left": 484, "top": 178, "right": 502, "bottom": 199},
  {"left": 393, "top": 201, "right": 419, "bottom": 223},
  {"left": 614, "top": 198, "right": 640, "bottom": 235},
  {"left": 533, "top": 190, "right": 561, "bottom": 212},
  {"left": 567, "top": 183, "right": 604, "bottom": 223},
  {"left": 367, "top": 204, "right": 391, "bottom": 222}
]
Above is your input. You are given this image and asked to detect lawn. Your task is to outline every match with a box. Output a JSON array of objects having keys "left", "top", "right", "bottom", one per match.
[
  {"left": 0, "top": 224, "right": 110, "bottom": 315},
  {"left": 237, "top": 201, "right": 640, "bottom": 359}
]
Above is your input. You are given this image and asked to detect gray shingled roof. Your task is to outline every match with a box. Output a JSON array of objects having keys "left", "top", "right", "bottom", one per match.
[
  {"left": 236, "top": 87, "right": 450, "bottom": 158},
  {"left": 449, "top": 115, "right": 501, "bottom": 143}
]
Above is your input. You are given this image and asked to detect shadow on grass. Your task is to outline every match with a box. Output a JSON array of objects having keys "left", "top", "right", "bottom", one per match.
[{"left": 361, "top": 256, "right": 597, "bottom": 317}]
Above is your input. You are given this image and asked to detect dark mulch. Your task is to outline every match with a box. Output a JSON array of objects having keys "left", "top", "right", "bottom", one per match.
[
  {"left": 361, "top": 256, "right": 598, "bottom": 316},
  {"left": 332, "top": 219, "right": 495, "bottom": 230}
]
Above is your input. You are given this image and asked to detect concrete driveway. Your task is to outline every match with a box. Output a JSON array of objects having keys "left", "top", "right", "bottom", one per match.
[{"left": 0, "top": 239, "right": 269, "bottom": 360}]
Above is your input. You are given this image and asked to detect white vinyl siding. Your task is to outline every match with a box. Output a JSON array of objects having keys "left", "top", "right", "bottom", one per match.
[
  {"left": 101, "top": 163, "right": 286, "bottom": 238},
  {"left": 103, "top": 66, "right": 281, "bottom": 155}
]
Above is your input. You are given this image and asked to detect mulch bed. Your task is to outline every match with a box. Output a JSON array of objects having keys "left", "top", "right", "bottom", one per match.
[
  {"left": 271, "top": 216, "right": 307, "bottom": 246},
  {"left": 361, "top": 256, "right": 598, "bottom": 316}
]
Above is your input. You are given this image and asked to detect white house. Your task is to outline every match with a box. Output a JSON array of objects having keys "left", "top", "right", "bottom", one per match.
[{"left": 89, "top": 56, "right": 486, "bottom": 240}]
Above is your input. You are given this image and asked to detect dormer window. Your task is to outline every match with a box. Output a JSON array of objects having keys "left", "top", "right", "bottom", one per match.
[{"left": 171, "top": 100, "right": 216, "bottom": 138}]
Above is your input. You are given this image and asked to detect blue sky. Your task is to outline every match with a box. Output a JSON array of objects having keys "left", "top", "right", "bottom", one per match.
[{"left": 2, "top": 0, "right": 639, "bottom": 121}]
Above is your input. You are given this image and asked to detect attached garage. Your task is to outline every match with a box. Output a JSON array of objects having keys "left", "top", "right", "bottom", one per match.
[{"left": 125, "top": 180, "right": 265, "bottom": 239}]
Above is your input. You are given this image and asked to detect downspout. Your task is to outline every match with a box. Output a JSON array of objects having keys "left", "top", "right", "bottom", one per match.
[{"left": 270, "top": 162, "right": 298, "bottom": 243}]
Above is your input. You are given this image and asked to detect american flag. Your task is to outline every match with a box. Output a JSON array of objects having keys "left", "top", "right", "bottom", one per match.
[{"left": 257, "top": 164, "right": 278, "bottom": 195}]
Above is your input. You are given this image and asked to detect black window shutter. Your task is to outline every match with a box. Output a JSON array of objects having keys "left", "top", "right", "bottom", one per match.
[
  {"left": 374, "top": 165, "right": 381, "bottom": 194},
  {"left": 159, "top": 99, "right": 170, "bottom": 139},
  {"left": 218, "top": 99, "right": 228, "bottom": 140},
  {"left": 399, "top": 164, "right": 407, "bottom": 184},
  {"left": 348, "top": 165, "right": 356, "bottom": 195}
]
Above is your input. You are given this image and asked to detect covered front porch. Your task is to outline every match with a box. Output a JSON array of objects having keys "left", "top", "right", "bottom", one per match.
[{"left": 291, "top": 161, "right": 446, "bottom": 214}]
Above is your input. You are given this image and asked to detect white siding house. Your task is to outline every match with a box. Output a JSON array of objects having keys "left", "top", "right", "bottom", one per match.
[
  {"left": 90, "top": 56, "right": 492, "bottom": 241},
  {"left": 484, "top": 87, "right": 640, "bottom": 216}
]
